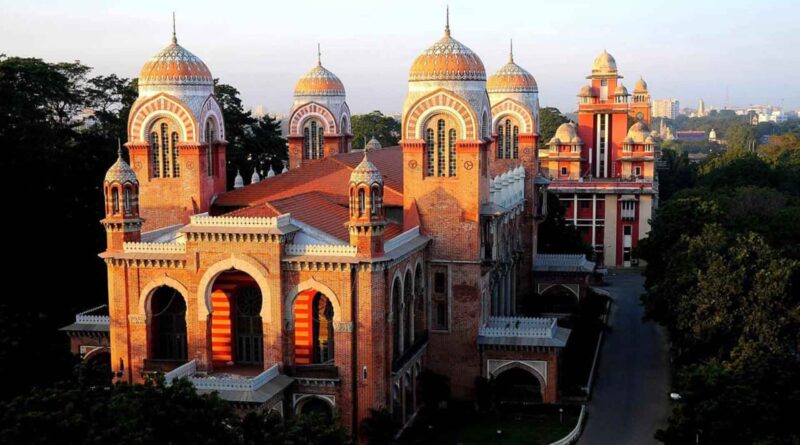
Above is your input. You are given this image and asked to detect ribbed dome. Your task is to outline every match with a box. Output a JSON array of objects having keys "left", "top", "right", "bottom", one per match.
[
  {"left": 487, "top": 59, "right": 538, "bottom": 93},
  {"left": 350, "top": 150, "right": 383, "bottom": 185},
  {"left": 634, "top": 77, "right": 648, "bottom": 93},
  {"left": 614, "top": 84, "right": 629, "bottom": 96},
  {"left": 551, "top": 123, "right": 580, "bottom": 145},
  {"left": 409, "top": 26, "right": 485, "bottom": 82},
  {"left": 626, "top": 122, "right": 651, "bottom": 144},
  {"left": 138, "top": 37, "right": 213, "bottom": 91},
  {"left": 365, "top": 137, "right": 382, "bottom": 151},
  {"left": 591, "top": 50, "right": 618, "bottom": 76},
  {"left": 105, "top": 150, "right": 138, "bottom": 184},
  {"left": 578, "top": 85, "right": 595, "bottom": 97},
  {"left": 294, "top": 62, "right": 346, "bottom": 97}
]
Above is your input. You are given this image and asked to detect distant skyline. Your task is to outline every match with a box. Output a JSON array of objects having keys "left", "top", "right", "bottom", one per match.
[{"left": 2, "top": 0, "right": 798, "bottom": 114}]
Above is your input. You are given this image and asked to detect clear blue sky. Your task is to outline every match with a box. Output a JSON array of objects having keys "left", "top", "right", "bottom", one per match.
[{"left": 1, "top": 0, "right": 797, "bottom": 114}]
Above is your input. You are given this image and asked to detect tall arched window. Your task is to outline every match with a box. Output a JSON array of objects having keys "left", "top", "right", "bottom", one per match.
[
  {"left": 513, "top": 126, "right": 519, "bottom": 159},
  {"left": 504, "top": 119, "right": 511, "bottom": 159},
  {"left": 111, "top": 188, "right": 120, "bottom": 214},
  {"left": 370, "top": 187, "right": 378, "bottom": 215},
  {"left": 424, "top": 114, "right": 459, "bottom": 178},
  {"left": 496, "top": 118, "right": 520, "bottom": 160},
  {"left": 205, "top": 120, "right": 215, "bottom": 177},
  {"left": 358, "top": 188, "right": 366, "bottom": 216},
  {"left": 123, "top": 188, "right": 131, "bottom": 213},
  {"left": 303, "top": 120, "right": 325, "bottom": 160},
  {"left": 497, "top": 123, "right": 505, "bottom": 159},
  {"left": 150, "top": 118, "right": 181, "bottom": 178}
]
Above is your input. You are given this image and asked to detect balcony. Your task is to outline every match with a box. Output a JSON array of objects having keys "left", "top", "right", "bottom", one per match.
[{"left": 164, "top": 360, "right": 293, "bottom": 404}]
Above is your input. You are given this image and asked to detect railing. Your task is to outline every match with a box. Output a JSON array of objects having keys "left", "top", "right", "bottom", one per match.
[
  {"left": 191, "top": 364, "right": 279, "bottom": 391},
  {"left": 75, "top": 305, "right": 109, "bottom": 324},
  {"left": 164, "top": 359, "right": 197, "bottom": 382},
  {"left": 548, "top": 405, "right": 587, "bottom": 445},
  {"left": 189, "top": 213, "right": 291, "bottom": 228},
  {"left": 480, "top": 316, "right": 557, "bottom": 338},
  {"left": 285, "top": 244, "right": 357, "bottom": 257},
  {"left": 383, "top": 226, "right": 420, "bottom": 252},
  {"left": 123, "top": 242, "right": 187, "bottom": 254}
]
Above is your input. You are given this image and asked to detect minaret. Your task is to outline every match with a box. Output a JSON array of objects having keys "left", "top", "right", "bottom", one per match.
[
  {"left": 347, "top": 147, "right": 386, "bottom": 257},
  {"left": 101, "top": 143, "right": 142, "bottom": 252}
]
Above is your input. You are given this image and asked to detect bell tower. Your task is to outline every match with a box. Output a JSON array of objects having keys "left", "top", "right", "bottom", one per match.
[{"left": 347, "top": 149, "right": 386, "bottom": 257}]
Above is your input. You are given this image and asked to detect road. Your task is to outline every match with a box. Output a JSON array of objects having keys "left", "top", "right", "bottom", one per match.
[{"left": 579, "top": 270, "right": 670, "bottom": 445}]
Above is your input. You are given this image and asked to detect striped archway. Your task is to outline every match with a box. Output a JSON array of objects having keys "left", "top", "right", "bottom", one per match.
[
  {"left": 403, "top": 88, "right": 480, "bottom": 141},
  {"left": 128, "top": 93, "right": 199, "bottom": 143}
]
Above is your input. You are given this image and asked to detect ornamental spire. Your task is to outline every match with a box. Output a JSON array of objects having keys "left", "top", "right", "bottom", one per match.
[
  {"left": 117, "top": 138, "right": 123, "bottom": 159},
  {"left": 445, "top": 5, "right": 450, "bottom": 37},
  {"left": 509, "top": 38, "right": 514, "bottom": 63},
  {"left": 317, "top": 43, "right": 321, "bottom": 66},
  {"left": 171, "top": 12, "right": 177, "bottom": 44}
]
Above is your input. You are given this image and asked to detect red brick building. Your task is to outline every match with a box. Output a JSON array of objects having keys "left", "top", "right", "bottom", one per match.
[
  {"left": 96, "top": 19, "right": 573, "bottom": 439},
  {"left": 541, "top": 50, "right": 659, "bottom": 267}
]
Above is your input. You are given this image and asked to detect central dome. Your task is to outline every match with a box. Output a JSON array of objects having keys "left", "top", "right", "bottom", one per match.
[
  {"left": 138, "top": 37, "right": 213, "bottom": 90},
  {"left": 294, "top": 62, "right": 346, "bottom": 97},
  {"left": 409, "top": 27, "right": 486, "bottom": 82},
  {"left": 591, "top": 50, "right": 618, "bottom": 76}
]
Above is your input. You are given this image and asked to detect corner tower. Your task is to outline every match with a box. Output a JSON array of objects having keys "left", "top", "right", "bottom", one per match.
[
  {"left": 287, "top": 46, "right": 351, "bottom": 169},
  {"left": 101, "top": 146, "right": 142, "bottom": 252},
  {"left": 347, "top": 148, "right": 386, "bottom": 257},
  {"left": 125, "top": 22, "right": 227, "bottom": 231}
]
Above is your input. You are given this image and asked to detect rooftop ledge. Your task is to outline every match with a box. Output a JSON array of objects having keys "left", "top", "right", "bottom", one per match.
[
  {"left": 164, "top": 360, "right": 293, "bottom": 404},
  {"left": 478, "top": 316, "right": 571, "bottom": 348}
]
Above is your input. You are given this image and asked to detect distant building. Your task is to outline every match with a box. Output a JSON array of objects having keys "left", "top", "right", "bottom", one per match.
[
  {"left": 252, "top": 104, "right": 267, "bottom": 118},
  {"left": 709, "top": 128, "right": 717, "bottom": 142},
  {"left": 675, "top": 130, "right": 707, "bottom": 141},
  {"left": 697, "top": 99, "right": 706, "bottom": 117},
  {"left": 652, "top": 99, "right": 680, "bottom": 119}
]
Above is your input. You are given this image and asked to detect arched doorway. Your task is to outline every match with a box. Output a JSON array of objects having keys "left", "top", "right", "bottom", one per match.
[
  {"left": 149, "top": 286, "right": 188, "bottom": 361},
  {"left": 293, "top": 290, "right": 335, "bottom": 365},
  {"left": 494, "top": 367, "right": 543, "bottom": 405},
  {"left": 297, "top": 396, "right": 333, "bottom": 420},
  {"left": 82, "top": 349, "right": 112, "bottom": 386},
  {"left": 210, "top": 271, "right": 263, "bottom": 368},
  {"left": 540, "top": 285, "right": 579, "bottom": 313}
]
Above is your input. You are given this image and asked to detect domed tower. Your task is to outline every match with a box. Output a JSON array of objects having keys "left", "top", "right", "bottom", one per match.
[
  {"left": 545, "top": 123, "right": 584, "bottom": 181},
  {"left": 101, "top": 146, "right": 142, "bottom": 252},
  {"left": 287, "top": 45, "right": 351, "bottom": 169},
  {"left": 577, "top": 50, "right": 630, "bottom": 179},
  {"left": 630, "top": 76, "right": 651, "bottom": 125},
  {"left": 347, "top": 148, "right": 386, "bottom": 256},
  {"left": 125, "top": 20, "right": 227, "bottom": 231},
  {"left": 487, "top": 40, "right": 540, "bottom": 173},
  {"left": 621, "top": 121, "right": 657, "bottom": 180}
]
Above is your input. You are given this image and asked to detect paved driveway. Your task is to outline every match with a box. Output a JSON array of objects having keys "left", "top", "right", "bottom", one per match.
[{"left": 578, "top": 270, "right": 670, "bottom": 445}]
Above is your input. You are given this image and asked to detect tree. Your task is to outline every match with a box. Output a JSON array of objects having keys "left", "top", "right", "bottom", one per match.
[
  {"left": 350, "top": 111, "right": 400, "bottom": 150},
  {"left": 656, "top": 148, "right": 696, "bottom": 201},
  {"left": 538, "top": 107, "right": 570, "bottom": 147},
  {"left": 536, "top": 192, "right": 592, "bottom": 256}
]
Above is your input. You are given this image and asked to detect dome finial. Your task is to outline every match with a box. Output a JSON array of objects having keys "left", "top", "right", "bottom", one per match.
[
  {"left": 317, "top": 43, "right": 321, "bottom": 66},
  {"left": 509, "top": 38, "right": 514, "bottom": 63},
  {"left": 445, "top": 5, "right": 450, "bottom": 37},
  {"left": 171, "top": 11, "right": 177, "bottom": 44},
  {"left": 117, "top": 138, "right": 123, "bottom": 159}
]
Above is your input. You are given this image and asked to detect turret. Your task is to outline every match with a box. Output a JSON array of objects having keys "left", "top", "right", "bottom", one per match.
[
  {"left": 101, "top": 145, "right": 142, "bottom": 252},
  {"left": 347, "top": 148, "right": 386, "bottom": 256}
]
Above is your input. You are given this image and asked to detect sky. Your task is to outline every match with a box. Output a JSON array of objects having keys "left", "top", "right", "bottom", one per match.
[{"left": 1, "top": 0, "right": 798, "bottom": 115}]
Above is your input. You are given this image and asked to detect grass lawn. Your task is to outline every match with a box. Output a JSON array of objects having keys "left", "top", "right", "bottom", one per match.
[{"left": 400, "top": 405, "right": 580, "bottom": 445}]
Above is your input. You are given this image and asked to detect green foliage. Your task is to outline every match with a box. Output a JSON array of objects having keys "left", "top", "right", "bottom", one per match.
[
  {"left": 656, "top": 148, "right": 697, "bottom": 201},
  {"left": 536, "top": 192, "right": 592, "bottom": 256},
  {"left": 538, "top": 107, "right": 570, "bottom": 147},
  {"left": 639, "top": 136, "right": 800, "bottom": 443},
  {"left": 350, "top": 111, "right": 400, "bottom": 150},
  {"left": 360, "top": 409, "right": 396, "bottom": 445},
  {"left": 214, "top": 81, "right": 287, "bottom": 187}
]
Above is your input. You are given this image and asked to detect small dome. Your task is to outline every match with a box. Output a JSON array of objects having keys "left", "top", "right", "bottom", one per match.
[
  {"left": 294, "top": 62, "right": 346, "bottom": 97},
  {"left": 138, "top": 36, "right": 213, "bottom": 92},
  {"left": 645, "top": 135, "right": 655, "bottom": 144},
  {"left": 350, "top": 149, "right": 383, "bottom": 185},
  {"left": 634, "top": 77, "right": 648, "bottom": 93},
  {"left": 105, "top": 149, "right": 138, "bottom": 184},
  {"left": 234, "top": 170, "right": 244, "bottom": 189},
  {"left": 487, "top": 46, "right": 538, "bottom": 93},
  {"left": 578, "top": 85, "right": 595, "bottom": 97},
  {"left": 251, "top": 168, "right": 261, "bottom": 184},
  {"left": 548, "top": 137, "right": 561, "bottom": 145},
  {"left": 554, "top": 123, "right": 579, "bottom": 144},
  {"left": 365, "top": 137, "right": 382, "bottom": 151},
  {"left": 614, "top": 84, "right": 629, "bottom": 96},
  {"left": 591, "top": 50, "right": 618, "bottom": 76},
  {"left": 409, "top": 25, "right": 485, "bottom": 82},
  {"left": 626, "top": 121, "right": 651, "bottom": 144}
]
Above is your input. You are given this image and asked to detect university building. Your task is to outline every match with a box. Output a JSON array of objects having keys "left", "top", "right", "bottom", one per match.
[
  {"left": 63, "top": 16, "right": 657, "bottom": 440},
  {"left": 540, "top": 51, "right": 659, "bottom": 267}
]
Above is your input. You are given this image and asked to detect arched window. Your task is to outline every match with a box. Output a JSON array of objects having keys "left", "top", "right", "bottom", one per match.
[
  {"left": 171, "top": 132, "right": 180, "bottom": 177},
  {"left": 150, "top": 118, "right": 181, "bottom": 178},
  {"left": 496, "top": 118, "right": 520, "bottom": 159},
  {"left": 358, "top": 188, "right": 366, "bottom": 216},
  {"left": 312, "top": 293, "right": 334, "bottom": 363},
  {"left": 513, "top": 125, "right": 519, "bottom": 159},
  {"left": 504, "top": 119, "right": 511, "bottom": 159},
  {"left": 150, "top": 287, "right": 188, "bottom": 361},
  {"left": 205, "top": 120, "right": 215, "bottom": 177},
  {"left": 123, "top": 188, "right": 131, "bottom": 213},
  {"left": 424, "top": 114, "right": 459, "bottom": 178},
  {"left": 497, "top": 123, "right": 505, "bottom": 159},
  {"left": 303, "top": 120, "right": 325, "bottom": 160},
  {"left": 111, "top": 188, "right": 120, "bottom": 214},
  {"left": 370, "top": 187, "right": 378, "bottom": 215},
  {"left": 150, "top": 131, "right": 160, "bottom": 178}
]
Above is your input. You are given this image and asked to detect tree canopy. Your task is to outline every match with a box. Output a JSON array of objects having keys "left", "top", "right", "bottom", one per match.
[
  {"left": 350, "top": 111, "right": 400, "bottom": 150},
  {"left": 538, "top": 107, "right": 570, "bottom": 147}
]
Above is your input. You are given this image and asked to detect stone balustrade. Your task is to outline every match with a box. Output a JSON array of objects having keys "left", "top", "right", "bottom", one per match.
[
  {"left": 164, "top": 361, "right": 280, "bottom": 392},
  {"left": 189, "top": 213, "right": 291, "bottom": 228},
  {"left": 285, "top": 244, "right": 358, "bottom": 257},
  {"left": 164, "top": 359, "right": 198, "bottom": 382},
  {"left": 123, "top": 242, "right": 187, "bottom": 254},
  {"left": 480, "top": 316, "right": 557, "bottom": 338},
  {"left": 75, "top": 305, "right": 110, "bottom": 325}
]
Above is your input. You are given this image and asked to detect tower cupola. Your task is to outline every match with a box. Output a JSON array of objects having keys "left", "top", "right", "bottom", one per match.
[{"left": 347, "top": 148, "right": 386, "bottom": 256}]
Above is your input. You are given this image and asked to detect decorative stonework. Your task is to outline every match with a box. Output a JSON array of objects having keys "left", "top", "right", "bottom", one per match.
[
  {"left": 128, "top": 314, "right": 146, "bottom": 324},
  {"left": 285, "top": 244, "right": 357, "bottom": 257},
  {"left": 333, "top": 322, "right": 353, "bottom": 333},
  {"left": 123, "top": 242, "right": 186, "bottom": 254}
]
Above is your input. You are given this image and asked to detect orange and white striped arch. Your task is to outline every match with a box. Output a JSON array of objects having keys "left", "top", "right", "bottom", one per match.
[
  {"left": 289, "top": 102, "right": 338, "bottom": 137},
  {"left": 128, "top": 93, "right": 198, "bottom": 143},
  {"left": 491, "top": 98, "right": 535, "bottom": 134},
  {"left": 403, "top": 89, "right": 480, "bottom": 141}
]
